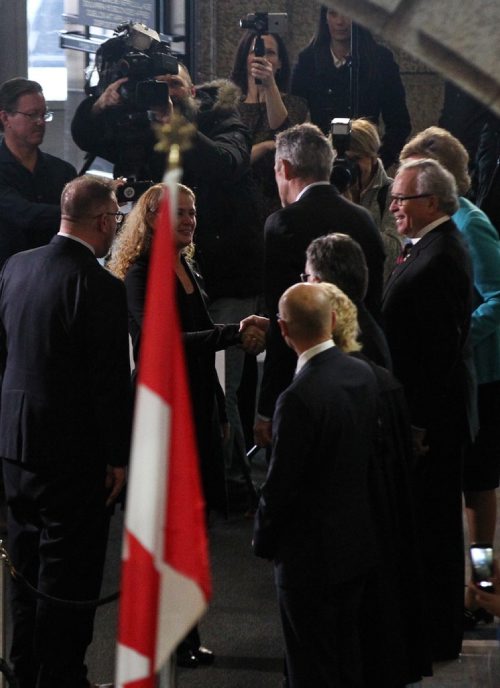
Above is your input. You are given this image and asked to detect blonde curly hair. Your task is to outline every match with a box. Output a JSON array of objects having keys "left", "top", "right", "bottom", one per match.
[
  {"left": 108, "top": 183, "right": 195, "bottom": 279},
  {"left": 319, "top": 282, "right": 361, "bottom": 353}
]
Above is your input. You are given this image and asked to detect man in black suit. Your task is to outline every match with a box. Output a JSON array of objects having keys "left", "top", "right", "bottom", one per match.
[
  {"left": 255, "top": 123, "right": 384, "bottom": 446},
  {"left": 254, "top": 282, "right": 379, "bottom": 687},
  {"left": 382, "top": 158, "right": 473, "bottom": 661},
  {"left": 0, "top": 175, "right": 132, "bottom": 688},
  {"left": 304, "top": 232, "right": 392, "bottom": 369}
]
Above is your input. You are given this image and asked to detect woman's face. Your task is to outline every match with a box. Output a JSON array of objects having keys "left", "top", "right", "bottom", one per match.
[
  {"left": 175, "top": 192, "right": 197, "bottom": 252},
  {"left": 247, "top": 34, "right": 281, "bottom": 75},
  {"left": 326, "top": 10, "right": 352, "bottom": 43}
]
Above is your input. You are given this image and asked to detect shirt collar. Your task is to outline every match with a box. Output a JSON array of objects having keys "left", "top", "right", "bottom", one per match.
[
  {"left": 330, "top": 48, "right": 349, "bottom": 68},
  {"left": 295, "top": 181, "right": 331, "bottom": 203},
  {"left": 57, "top": 231, "right": 96, "bottom": 255},
  {"left": 411, "top": 215, "right": 449, "bottom": 243},
  {"left": 296, "top": 339, "right": 335, "bottom": 375}
]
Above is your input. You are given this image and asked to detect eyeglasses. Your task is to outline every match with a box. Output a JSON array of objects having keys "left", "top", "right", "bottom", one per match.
[
  {"left": 300, "top": 273, "right": 310, "bottom": 283},
  {"left": 390, "top": 193, "right": 432, "bottom": 205},
  {"left": 9, "top": 110, "right": 54, "bottom": 123}
]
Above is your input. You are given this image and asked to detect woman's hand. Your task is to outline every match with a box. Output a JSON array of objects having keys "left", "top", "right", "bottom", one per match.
[
  {"left": 249, "top": 56, "right": 276, "bottom": 89},
  {"left": 467, "top": 560, "right": 500, "bottom": 616}
]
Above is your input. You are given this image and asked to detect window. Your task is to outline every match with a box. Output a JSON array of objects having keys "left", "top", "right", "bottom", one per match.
[{"left": 28, "top": 0, "right": 67, "bottom": 101}]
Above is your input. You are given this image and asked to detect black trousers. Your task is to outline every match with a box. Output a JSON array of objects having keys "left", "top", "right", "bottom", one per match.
[
  {"left": 277, "top": 575, "right": 368, "bottom": 688},
  {"left": 3, "top": 459, "right": 110, "bottom": 688},
  {"left": 414, "top": 427, "right": 465, "bottom": 661}
]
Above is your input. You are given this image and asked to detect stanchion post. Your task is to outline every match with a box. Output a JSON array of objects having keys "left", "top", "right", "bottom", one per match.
[
  {"left": 0, "top": 550, "right": 6, "bottom": 688},
  {"left": 157, "top": 655, "right": 176, "bottom": 688}
]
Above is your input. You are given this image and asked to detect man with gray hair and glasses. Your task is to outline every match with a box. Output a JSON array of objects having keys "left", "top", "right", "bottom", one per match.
[
  {"left": 255, "top": 123, "right": 384, "bottom": 447},
  {"left": 0, "top": 77, "right": 76, "bottom": 267},
  {"left": 383, "top": 157, "right": 474, "bottom": 662}
]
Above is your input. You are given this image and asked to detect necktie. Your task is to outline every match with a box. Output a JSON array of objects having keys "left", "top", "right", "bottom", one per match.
[{"left": 396, "top": 241, "right": 413, "bottom": 264}]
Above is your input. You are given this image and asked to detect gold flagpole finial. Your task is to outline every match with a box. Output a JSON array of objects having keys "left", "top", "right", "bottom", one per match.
[{"left": 154, "top": 112, "right": 196, "bottom": 171}]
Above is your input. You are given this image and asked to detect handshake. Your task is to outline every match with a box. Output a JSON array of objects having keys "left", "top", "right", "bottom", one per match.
[{"left": 238, "top": 315, "right": 270, "bottom": 355}]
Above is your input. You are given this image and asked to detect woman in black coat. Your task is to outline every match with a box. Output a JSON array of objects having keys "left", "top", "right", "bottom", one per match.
[
  {"left": 291, "top": 6, "right": 411, "bottom": 168},
  {"left": 110, "top": 183, "right": 263, "bottom": 515}
]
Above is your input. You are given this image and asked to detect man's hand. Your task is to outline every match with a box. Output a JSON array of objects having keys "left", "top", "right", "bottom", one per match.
[
  {"left": 240, "top": 314, "right": 270, "bottom": 334},
  {"left": 240, "top": 325, "right": 266, "bottom": 355},
  {"left": 254, "top": 417, "right": 272, "bottom": 448},
  {"left": 105, "top": 465, "right": 127, "bottom": 507},
  {"left": 92, "top": 77, "right": 129, "bottom": 115},
  {"left": 150, "top": 97, "right": 174, "bottom": 125}
]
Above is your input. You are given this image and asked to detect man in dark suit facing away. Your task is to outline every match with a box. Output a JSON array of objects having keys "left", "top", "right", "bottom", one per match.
[
  {"left": 254, "top": 123, "right": 384, "bottom": 447},
  {"left": 0, "top": 175, "right": 132, "bottom": 688},
  {"left": 382, "top": 158, "right": 473, "bottom": 661},
  {"left": 254, "top": 282, "right": 379, "bottom": 688}
]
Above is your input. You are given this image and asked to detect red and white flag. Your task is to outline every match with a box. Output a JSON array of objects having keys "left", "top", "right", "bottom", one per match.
[{"left": 116, "top": 171, "right": 211, "bottom": 687}]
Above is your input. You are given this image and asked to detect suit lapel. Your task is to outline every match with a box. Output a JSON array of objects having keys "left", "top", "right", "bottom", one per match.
[{"left": 383, "top": 226, "right": 445, "bottom": 301}]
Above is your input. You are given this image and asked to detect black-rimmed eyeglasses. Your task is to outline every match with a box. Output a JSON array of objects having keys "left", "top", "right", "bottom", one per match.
[{"left": 390, "top": 193, "right": 432, "bottom": 205}]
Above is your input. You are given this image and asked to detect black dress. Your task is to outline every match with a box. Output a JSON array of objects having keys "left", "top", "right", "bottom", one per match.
[{"left": 125, "top": 253, "right": 241, "bottom": 514}]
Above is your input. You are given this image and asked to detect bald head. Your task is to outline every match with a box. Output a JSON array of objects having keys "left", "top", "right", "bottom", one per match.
[{"left": 278, "top": 283, "right": 334, "bottom": 352}]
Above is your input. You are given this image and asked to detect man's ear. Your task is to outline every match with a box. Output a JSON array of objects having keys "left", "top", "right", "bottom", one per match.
[
  {"left": 278, "top": 318, "right": 289, "bottom": 340},
  {"left": 0, "top": 110, "right": 9, "bottom": 130},
  {"left": 282, "top": 159, "right": 295, "bottom": 181}
]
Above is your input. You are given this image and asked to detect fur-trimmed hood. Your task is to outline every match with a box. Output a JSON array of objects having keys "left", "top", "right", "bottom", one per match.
[{"left": 195, "top": 78, "right": 242, "bottom": 112}]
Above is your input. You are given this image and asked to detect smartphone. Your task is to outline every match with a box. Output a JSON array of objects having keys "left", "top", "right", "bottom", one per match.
[{"left": 470, "top": 543, "right": 494, "bottom": 591}]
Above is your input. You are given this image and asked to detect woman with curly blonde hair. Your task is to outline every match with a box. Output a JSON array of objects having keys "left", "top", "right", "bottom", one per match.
[
  {"left": 319, "top": 281, "right": 361, "bottom": 353},
  {"left": 108, "top": 183, "right": 195, "bottom": 279}
]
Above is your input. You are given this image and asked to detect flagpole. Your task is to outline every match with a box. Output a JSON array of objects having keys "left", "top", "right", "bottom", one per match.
[
  {"left": 115, "top": 113, "right": 211, "bottom": 688},
  {"left": 154, "top": 136, "right": 184, "bottom": 688}
]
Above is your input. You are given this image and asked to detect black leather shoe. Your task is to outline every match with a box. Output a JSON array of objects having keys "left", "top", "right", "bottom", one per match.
[
  {"left": 176, "top": 648, "right": 199, "bottom": 668},
  {"left": 195, "top": 646, "right": 215, "bottom": 665}
]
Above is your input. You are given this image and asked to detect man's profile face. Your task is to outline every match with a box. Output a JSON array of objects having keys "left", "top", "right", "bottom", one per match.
[
  {"left": 389, "top": 168, "right": 433, "bottom": 238},
  {"left": 1, "top": 92, "right": 46, "bottom": 150}
]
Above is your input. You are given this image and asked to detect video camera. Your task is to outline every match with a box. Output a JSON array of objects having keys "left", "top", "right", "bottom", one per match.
[
  {"left": 331, "top": 118, "right": 360, "bottom": 193},
  {"left": 239, "top": 12, "right": 288, "bottom": 35},
  {"left": 90, "top": 22, "right": 178, "bottom": 111}
]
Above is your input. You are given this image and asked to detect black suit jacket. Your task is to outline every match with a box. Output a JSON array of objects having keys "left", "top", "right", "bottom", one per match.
[
  {"left": 382, "top": 220, "right": 473, "bottom": 430},
  {"left": 254, "top": 347, "right": 378, "bottom": 587},
  {"left": 0, "top": 235, "right": 132, "bottom": 469},
  {"left": 258, "top": 183, "right": 385, "bottom": 418}
]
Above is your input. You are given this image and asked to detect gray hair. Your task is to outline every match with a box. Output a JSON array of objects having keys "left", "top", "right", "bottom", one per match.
[
  {"left": 276, "top": 123, "right": 334, "bottom": 181},
  {"left": 398, "top": 158, "right": 459, "bottom": 216}
]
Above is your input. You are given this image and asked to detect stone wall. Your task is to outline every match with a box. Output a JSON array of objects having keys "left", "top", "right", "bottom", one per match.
[{"left": 193, "top": 0, "right": 445, "bottom": 143}]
